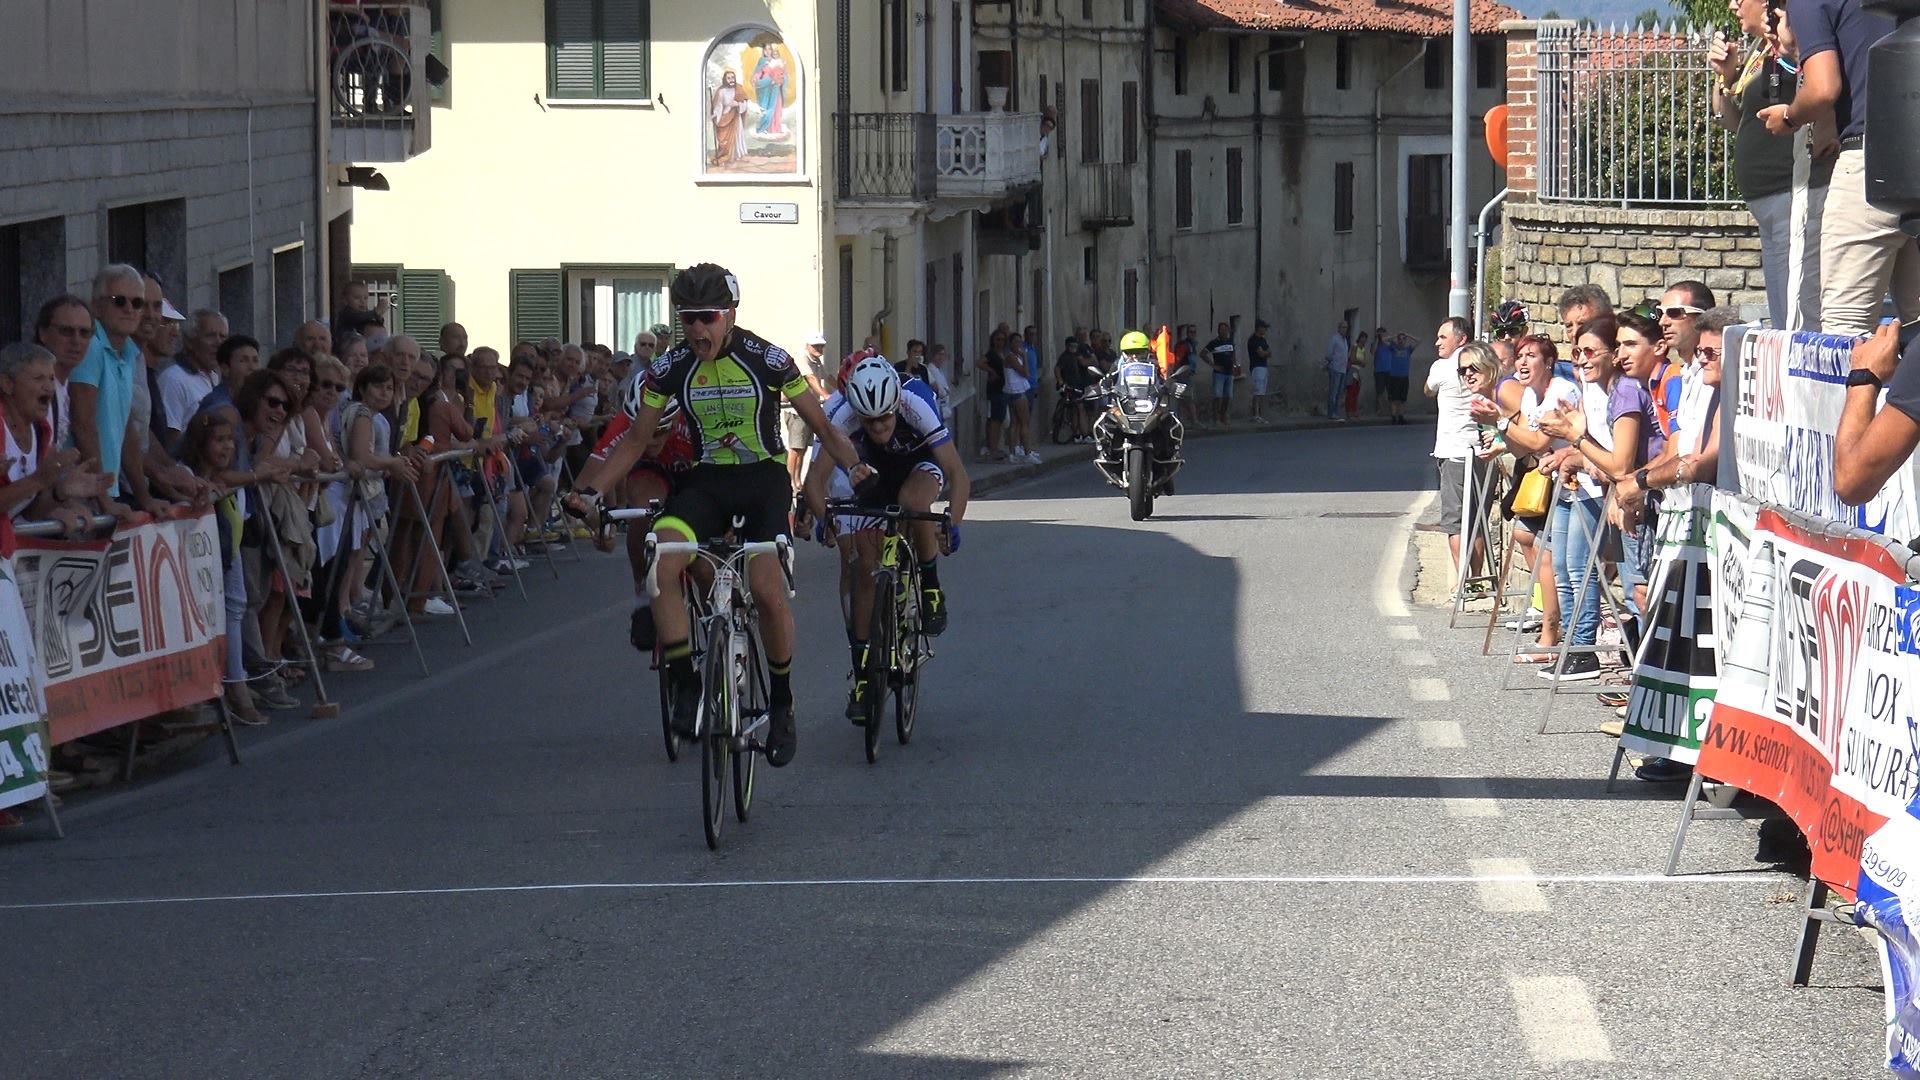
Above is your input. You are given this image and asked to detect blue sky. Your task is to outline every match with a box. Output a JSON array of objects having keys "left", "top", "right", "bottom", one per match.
[{"left": 1510, "top": 0, "right": 1698, "bottom": 25}]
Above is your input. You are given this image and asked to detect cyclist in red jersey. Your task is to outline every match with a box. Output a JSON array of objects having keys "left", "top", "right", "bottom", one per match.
[{"left": 568, "top": 371, "right": 698, "bottom": 651}]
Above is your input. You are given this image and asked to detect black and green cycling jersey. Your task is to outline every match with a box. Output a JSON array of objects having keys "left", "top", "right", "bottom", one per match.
[{"left": 640, "top": 327, "right": 810, "bottom": 465}]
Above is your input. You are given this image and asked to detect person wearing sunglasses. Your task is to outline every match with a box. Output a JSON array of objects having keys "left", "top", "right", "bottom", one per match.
[
  {"left": 576, "top": 263, "right": 867, "bottom": 769},
  {"left": 72, "top": 263, "right": 169, "bottom": 519},
  {"left": 34, "top": 294, "right": 94, "bottom": 453}
]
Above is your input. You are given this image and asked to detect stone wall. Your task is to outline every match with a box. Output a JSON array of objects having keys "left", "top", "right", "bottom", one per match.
[{"left": 1500, "top": 200, "right": 1767, "bottom": 338}]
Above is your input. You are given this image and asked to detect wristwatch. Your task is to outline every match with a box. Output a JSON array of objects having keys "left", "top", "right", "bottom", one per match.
[
  {"left": 1635, "top": 467, "right": 1651, "bottom": 490},
  {"left": 1848, "top": 367, "right": 1884, "bottom": 389}
]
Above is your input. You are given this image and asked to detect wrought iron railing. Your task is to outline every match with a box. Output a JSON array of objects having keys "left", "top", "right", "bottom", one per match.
[
  {"left": 834, "top": 112, "right": 935, "bottom": 201},
  {"left": 329, "top": 3, "right": 429, "bottom": 127},
  {"left": 1536, "top": 22, "right": 1740, "bottom": 206}
]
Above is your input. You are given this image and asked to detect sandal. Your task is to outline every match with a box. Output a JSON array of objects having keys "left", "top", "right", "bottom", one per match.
[
  {"left": 1513, "top": 646, "right": 1558, "bottom": 665},
  {"left": 324, "top": 646, "right": 374, "bottom": 673}
]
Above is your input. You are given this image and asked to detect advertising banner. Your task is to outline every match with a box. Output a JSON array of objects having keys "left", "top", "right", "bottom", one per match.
[
  {"left": 1729, "top": 327, "right": 1920, "bottom": 540},
  {"left": 0, "top": 521, "right": 48, "bottom": 813},
  {"left": 1622, "top": 485, "right": 1719, "bottom": 764},
  {"left": 11, "top": 511, "right": 224, "bottom": 745}
]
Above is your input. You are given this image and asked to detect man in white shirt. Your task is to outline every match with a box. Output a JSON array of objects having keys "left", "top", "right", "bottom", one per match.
[
  {"left": 159, "top": 308, "right": 226, "bottom": 446},
  {"left": 784, "top": 331, "right": 831, "bottom": 490},
  {"left": 1424, "top": 316, "right": 1483, "bottom": 583},
  {"left": 1324, "top": 322, "right": 1351, "bottom": 420}
]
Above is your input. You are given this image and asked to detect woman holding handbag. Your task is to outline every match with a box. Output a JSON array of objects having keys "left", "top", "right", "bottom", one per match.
[{"left": 1487, "top": 335, "right": 1581, "bottom": 660}]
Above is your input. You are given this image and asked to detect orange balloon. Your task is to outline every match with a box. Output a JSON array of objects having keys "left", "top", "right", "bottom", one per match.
[{"left": 1484, "top": 104, "right": 1510, "bottom": 169}]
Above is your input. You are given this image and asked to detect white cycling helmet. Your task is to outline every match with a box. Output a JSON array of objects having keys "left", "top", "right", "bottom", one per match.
[
  {"left": 623, "top": 370, "right": 680, "bottom": 427},
  {"left": 844, "top": 356, "right": 902, "bottom": 418}
]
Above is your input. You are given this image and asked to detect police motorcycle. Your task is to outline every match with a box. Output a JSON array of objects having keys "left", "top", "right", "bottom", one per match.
[{"left": 1092, "top": 331, "right": 1185, "bottom": 521}]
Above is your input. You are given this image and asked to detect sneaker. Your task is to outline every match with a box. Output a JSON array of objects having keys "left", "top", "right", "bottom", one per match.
[
  {"left": 1538, "top": 653, "right": 1602, "bottom": 681},
  {"left": 488, "top": 558, "right": 529, "bottom": 575},
  {"left": 921, "top": 586, "right": 948, "bottom": 636},
  {"left": 629, "top": 606, "right": 656, "bottom": 653},
  {"left": 766, "top": 698, "right": 797, "bottom": 767},
  {"left": 422, "top": 597, "right": 458, "bottom": 617},
  {"left": 846, "top": 672, "right": 872, "bottom": 724},
  {"left": 1596, "top": 690, "right": 1629, "bottom": 708},
  {"left": 1635, "top": 757, "right": 1692, "bottom": 783}
]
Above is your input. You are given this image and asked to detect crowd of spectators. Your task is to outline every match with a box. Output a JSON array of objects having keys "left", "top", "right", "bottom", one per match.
[
  {"left": 1426, "top": 278, "right": 1732, "bottom": 787},
  {"left": 13, "top": 270, "right": 650, "bottom": 809}
]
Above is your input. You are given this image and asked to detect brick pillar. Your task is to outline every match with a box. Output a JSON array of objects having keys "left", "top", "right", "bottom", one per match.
[{"left": 1501, "top": 20, "right": 1540, "bottom": 197}]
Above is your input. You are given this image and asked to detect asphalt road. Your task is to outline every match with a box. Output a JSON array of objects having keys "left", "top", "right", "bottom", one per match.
[{"left": 0, "top": 426, "right": 1885, "bottom": 1078}]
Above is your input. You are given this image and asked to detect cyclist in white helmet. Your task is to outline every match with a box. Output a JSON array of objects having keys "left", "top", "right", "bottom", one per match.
[{"left": 801, "top": 356, "right": 969, "bottom": 721}]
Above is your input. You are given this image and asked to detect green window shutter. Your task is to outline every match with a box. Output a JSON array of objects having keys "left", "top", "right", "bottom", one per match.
[
  {"left": 398, "top": 269, "right": 450, "bottom": 343},
  {"left": 428, "top": 0, "right": 448, "bottom": 102},
  {"left": 600, "top": 1, "right": 651, "bottom": 98},
  {"left": 547, "top": 0, "right": 598, "bottom": 98},
  {"left": 510, "top": 269, "right": 565, "bottom": 343}
]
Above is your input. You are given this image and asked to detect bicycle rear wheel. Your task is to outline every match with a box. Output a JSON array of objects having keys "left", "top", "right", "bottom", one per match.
[
  {"left": 864, "top": 571, "right": 894, "bottom": 764},
  {"left": 699, "top": 621, "right": 730, "bottom": 849},
  {"left": 731, "top": 625, "right": 760, "bottom": 823},
  {"left": 656, "top": 654, "right": 680, "bottom": 764}
]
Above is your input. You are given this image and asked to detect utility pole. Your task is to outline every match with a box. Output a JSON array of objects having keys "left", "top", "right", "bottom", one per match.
[{"left": 1448, "top": 0, "right": 1472, "bottom": 319}]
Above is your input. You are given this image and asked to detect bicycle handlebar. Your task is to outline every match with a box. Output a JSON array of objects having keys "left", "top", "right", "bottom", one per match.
[
  {"left": 605, "top": 502, "right": 665, "bottom": 522},
  {"left": 822, "top": 499, "right": 951, "bottom": 525},
  {"left": 651, "top": 538, "right": 788, "bottom": 558}
]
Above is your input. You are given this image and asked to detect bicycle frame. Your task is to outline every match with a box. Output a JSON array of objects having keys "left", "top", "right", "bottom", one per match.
[{"left": 642, "top": 534, "right": 792, "bottom": 742}]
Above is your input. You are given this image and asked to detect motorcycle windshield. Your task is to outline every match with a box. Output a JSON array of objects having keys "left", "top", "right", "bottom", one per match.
[{"left": 1117, "top": 363, "right": 1160, "bottom": 401}]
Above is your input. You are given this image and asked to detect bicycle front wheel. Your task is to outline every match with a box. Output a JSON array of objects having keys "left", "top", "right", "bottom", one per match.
[
  {"left": 896, "top": 562, "right": 922, "bottom": 746},
  {"left": 731, "top": 626, "right": 760, "bottom": 823},
  {"left": 699, "top": 619, "right": 731, "bottom": 849},
  {"left": 864, "top": 572, "right": 895, "bottom": 764},
  {"left": 656, "top": 656, "right": 680, "bottom": 764}
]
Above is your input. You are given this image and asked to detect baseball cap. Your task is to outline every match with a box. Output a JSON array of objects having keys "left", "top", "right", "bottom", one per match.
[
  {"left": 160, "top": 298, "right": 185, "bottom": 321},
  {"left": 805, "top": 330, "right": 827, "bottom": 346}
]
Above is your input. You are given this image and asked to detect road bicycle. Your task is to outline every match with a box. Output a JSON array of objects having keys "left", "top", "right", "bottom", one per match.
[
  {"left": 826, "top": 500, "right": 949, "bottom": 764},
  {"left": 584, "top": 500, "right": 702, "bottom": 764},
  {"left": 621, "top": 510, "right": 792, "bottom": 849}
]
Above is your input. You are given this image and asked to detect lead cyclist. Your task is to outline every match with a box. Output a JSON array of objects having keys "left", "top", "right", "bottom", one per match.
[{"left": 575, "top": 264, "right": 867, "bottom": 768}]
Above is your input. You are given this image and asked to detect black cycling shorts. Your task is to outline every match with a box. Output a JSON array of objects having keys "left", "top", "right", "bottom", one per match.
[
  {"left": 658, "top": 459, "right": 791, "bottom": 543},
  {"left": 856, "top": 452, "right": 945, "bottom": 510}
]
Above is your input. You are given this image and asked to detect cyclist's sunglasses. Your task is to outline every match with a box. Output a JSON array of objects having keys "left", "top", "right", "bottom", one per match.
[{"left": 677, "top": 309, "right": 727, "bottom": 326}]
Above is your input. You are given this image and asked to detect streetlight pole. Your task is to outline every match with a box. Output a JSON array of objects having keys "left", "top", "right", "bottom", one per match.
[{"left": 1448, "top": 0, "right": 1472, "bottom": 319}]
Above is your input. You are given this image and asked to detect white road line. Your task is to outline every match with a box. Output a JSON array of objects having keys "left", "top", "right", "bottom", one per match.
[
  {"left": 0, "top": 872, "right": 1785, "bottom": 912},
  {"left": 1470, "top": 858, "right": 1549, "bottom": 912},
  {"left": 1437, "top": 777, "right": 1502, "bottom": 818},
  {"left": 1388, "top": 624, "right": 1421, "bottom": 641},
  {"left": 1416, "top": 721, "right": 1465, "bottom": 748},
  {"left": 1408, "top": 677, "right": 1452, "bottom": 702},
  {"left": 1508, "top": 974, "right": 1614, "bottom": 1064},
  {"left": 1397, "top": 649, "right": 1437, "bottom": 667},
  {"left": 1373, "top": 489, "right": 1436, "bottom": 618}
]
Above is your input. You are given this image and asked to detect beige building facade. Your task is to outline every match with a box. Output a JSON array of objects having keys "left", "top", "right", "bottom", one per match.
[{"left": 351, "top": 0, "right": 828, "bottom": 357}]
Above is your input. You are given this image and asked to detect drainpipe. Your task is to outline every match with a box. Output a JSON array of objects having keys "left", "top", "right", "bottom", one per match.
[
  {"left": 1472, "top": 186, "right": 1510, "bottom": 338},
  {"left": 1373, "top": 39, "right": 1428, "bottom": 337},
  {"left": 313, "top": 0, "right": 329, "bottom": 317},
  {"left": 1142, "top": 1, "right": 1159, "bottom": 320},
  {"left": 1250, "top": 37, "right": 1305, "bottom": 326}
]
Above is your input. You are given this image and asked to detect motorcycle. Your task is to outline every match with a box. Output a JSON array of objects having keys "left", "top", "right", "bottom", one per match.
[{"left": 1092, "top": 358, "right": 1185, "bottom": 521}]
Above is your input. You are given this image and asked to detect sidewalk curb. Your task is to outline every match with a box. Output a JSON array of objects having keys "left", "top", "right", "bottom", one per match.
[{"left": 972, "top": 414, "right": 1405, "bottom": 497}]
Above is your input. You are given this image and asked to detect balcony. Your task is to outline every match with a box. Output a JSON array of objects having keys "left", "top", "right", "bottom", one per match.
[
  {"left": 328, "top": 3, "right": 434, "bottom": 164},
  {"left": 1080, "top": 162, "right": 1136, "bottom": 229},
  {"left": 834, "top": 112, "right": 934, "bottom": 203},
  {"left": 933, "top": 112, "right": 1043, "bottom": 202}
]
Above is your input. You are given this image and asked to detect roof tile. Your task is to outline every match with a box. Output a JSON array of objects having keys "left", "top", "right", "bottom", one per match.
[{"left": 1157, "top": 0, "right": 1520, "bottom": 36}]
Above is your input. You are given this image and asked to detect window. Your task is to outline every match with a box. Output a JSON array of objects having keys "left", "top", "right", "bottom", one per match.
[
  {"left": 219, "top": 264, "right": 255, "bottom": 337},
  {"left": 1335, "top": 37, "right": 1352, "bottom": 91},
  {"left": 510, "top": 268, "right": 564, "bottom": 342},
  {"left": 546, "top": 0, "right": 650, "bottom": 100},
  {"left": 839, "top": 246, "right": 854, "bottom": 360},
  {"left": 1083, "top": 245, "right": 1095, "bottom": 283},
  {"left": 106, "top": 198, "right": 185, "bottom": 297},
  {"left": 1123, "top": 267, "right": 1139, "bottom": 330},
  {"left": 1227, "top": 37, "right": 1242, "bottom": 94},
  {"left": 1080, "top": 79, "right": 1101, "bottom": 163},
  {"left": 1121, "top": 81, "right": 1139, "bottom": 164},
  {"left": 1174, "top": 36, "right": 1189, "bottom": 95},
  {"left": 1124, "top": 0, "right": 1135, "bottom": 21},
  {"left": 0, "top": 216, "right": 65, "bottom": 346},
  {"left": 1083, "top": 0, "right": 1094, "bottom": 17},
  {"left": 1266, "top": 36, "right": 1286, "bottom": 91},
  {"left": 1475, "top": 38, "right": 1502, "bottom": 90},
  {"left": 1406, "top": 154, "right": 1450, "bottom": 269},
  {"left": 979, "top": 50, "right": 1014, "bottom": 109},
  {"left": 888, "top": 0, "right": 908, "bottom": 93},
  {"left": 272, "top": 245, "right": 306, "bottom": 347},
  {"left": 1226, "top": 147, "right": 1244, "bottom": 226},
  {"left": 569, "top": 268, "right": 667, "bottom": 348},
  {"left": 1333, "top": 162, "right": 1354, "bottom": 234},
  {"left": 1175, "top": 149, "right": 1194, "bottom": 230},
  {"left": 1423, "top": 43, "right": 1445, "bottom": 90},
  {"left": 399, "top": 267, "right": 453, "bottom": 342}
]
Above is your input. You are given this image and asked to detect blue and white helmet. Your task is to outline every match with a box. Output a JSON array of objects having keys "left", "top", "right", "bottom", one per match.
[{"left": 844, "top": 356, "right": 902, "bottom": 419}]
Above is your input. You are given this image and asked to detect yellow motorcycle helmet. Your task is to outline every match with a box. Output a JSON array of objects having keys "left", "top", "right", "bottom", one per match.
[{"left": 1118, "top": 330, "right": 1151, "bottom": 354}]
